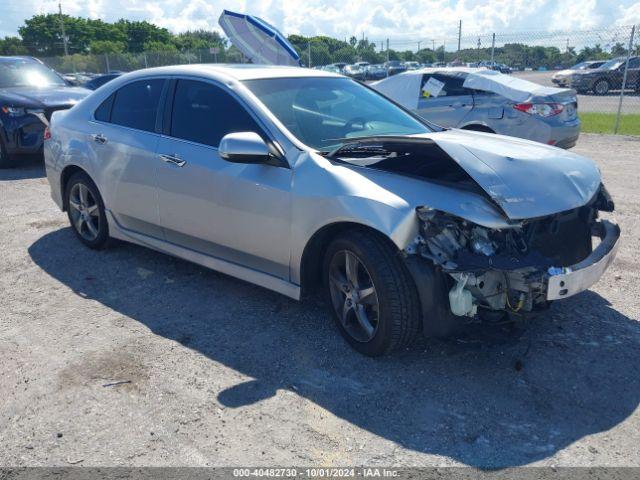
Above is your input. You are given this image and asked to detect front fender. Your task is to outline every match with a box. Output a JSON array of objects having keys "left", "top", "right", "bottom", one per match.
[{"left": 288, "top": 151, "right": 510, "bottom": 285}]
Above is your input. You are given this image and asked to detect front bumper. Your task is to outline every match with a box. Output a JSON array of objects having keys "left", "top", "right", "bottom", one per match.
[{"left": 547, "top": 220, "right": 620, "bottom": 300}]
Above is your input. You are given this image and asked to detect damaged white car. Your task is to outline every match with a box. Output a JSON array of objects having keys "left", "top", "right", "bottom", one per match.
[{"left": 44, "top": 65, "right": 620, "bottom": 356}]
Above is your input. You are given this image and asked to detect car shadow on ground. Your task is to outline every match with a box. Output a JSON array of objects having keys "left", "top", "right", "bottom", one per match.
[
  {"left": 29, "top": 228, "right": 640, "bottom": 468},
  {"left": 0, "top": 158, "right": 45, "bottom": 181}
]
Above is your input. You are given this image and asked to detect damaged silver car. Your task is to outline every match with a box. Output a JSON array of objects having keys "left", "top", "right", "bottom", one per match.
[{"left": 44, "top": 65, "right": 620, "bottom": 356}]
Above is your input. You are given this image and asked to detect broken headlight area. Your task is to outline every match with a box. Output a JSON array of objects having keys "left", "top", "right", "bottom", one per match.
[{"left": 407, "top": 195, "right": 618, "bottom": 318}]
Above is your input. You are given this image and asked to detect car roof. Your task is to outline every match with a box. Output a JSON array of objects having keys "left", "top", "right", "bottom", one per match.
[
  {"left": 0, "top": 56, "right": 39, "bottom": 63},
  {"left": 122, "top": 63, "right": 343, "bottom": 81}
]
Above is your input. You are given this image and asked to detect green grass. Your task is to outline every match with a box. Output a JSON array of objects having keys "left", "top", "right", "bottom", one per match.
[{"left": 579, "top": 112, "right": 640, "bottom": 136}]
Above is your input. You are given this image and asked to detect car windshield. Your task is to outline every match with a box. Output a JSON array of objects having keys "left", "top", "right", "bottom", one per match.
[
  {"left": 244, "top": 77, "right": 433, "bottom": 151},
  {"left": 0, "top": 58, "right": 66, "bottom": 88},
  {"left": 599, "top": 58, "right": 625, "bottom": 70}
]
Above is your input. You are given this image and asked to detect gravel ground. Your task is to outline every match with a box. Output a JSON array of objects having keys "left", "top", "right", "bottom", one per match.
[{"left": 0, "top": 134, "right": 639, "bottom": 468}]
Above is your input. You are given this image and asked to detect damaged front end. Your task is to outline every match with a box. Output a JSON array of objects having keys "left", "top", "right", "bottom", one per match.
[
  {"left": 407, "top": 186, "right": 620, "bottom": 318},
  {"left": 329, "top": 134, "right": 620, "bottom": 323}
]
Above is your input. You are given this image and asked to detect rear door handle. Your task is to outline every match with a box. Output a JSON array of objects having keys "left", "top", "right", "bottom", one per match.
[
  {"left": 92, "top": 133, "right": 107, "bottom": 144},
  {"left": 159, "top": 153, "right": 186, "bottom": 167}
]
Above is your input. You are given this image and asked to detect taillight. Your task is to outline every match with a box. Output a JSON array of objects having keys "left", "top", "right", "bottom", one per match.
[
  {"left": 513, "top": 102, "right": 564, "bottom": 117},
  {"left": 44, "top": 127, "right": 51, "bottom": 140}
]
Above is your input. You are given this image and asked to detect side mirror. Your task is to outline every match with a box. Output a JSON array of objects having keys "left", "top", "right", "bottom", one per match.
[{"left": 219, "top": 132, "right": 270, "bottom": 164}]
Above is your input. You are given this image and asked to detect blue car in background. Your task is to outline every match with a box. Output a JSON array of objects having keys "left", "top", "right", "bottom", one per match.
[
  {"left": 0, "top": 56, "right": 89, "bottom": 168},
  {"left": 84, "top": 72, "right": 123, "bottom": 90}
]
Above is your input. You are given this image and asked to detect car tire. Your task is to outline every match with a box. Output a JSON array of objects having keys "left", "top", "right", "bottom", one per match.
[
  {"left": 0, "top": 138, "right": 15, "bottom": 169},
  {"left": 462, "top": 125, "right": 495, "bottom": 134},
  {"left": 65, "top": 171, "right": 110, "bottom": 250},
  {"left": 323, "top": 229, "right": 421, "bottom": 356},
  {"left": 593, "top": 80, "right": 610, "bottom": 95}
]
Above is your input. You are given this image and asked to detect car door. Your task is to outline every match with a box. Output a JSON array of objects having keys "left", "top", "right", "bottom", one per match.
[
  {"left": 155, "top": 78, "right": 292, "bottom": 280},
  {"left": 90, "top": 78, "right": 166, "bottom": 237},
  {"left": 416, "top": 73, "right": 473, "bottom": 127},
  {"left": 624, "top": 57, "right": 640, "bottom": 90}
]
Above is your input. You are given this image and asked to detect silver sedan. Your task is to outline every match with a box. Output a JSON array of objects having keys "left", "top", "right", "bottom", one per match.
[{"left": 44, "top": 65, "right": 619, "bottom": 356}]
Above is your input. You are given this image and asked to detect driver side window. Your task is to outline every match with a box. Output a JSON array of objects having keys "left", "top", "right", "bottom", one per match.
[{"left": 170, "top": 79, "right": 264, "bottom": 147}]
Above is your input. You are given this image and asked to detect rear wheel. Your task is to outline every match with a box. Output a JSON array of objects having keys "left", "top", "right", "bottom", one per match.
[
  {"left": 65, "top": 172, "right": 110, "bottom": 249},
  {"left": 593, "top": 79, "right": 610, "bottom": 95},
  {"left": 461, "top": 125, "right": 495, "bottom": 134},
  {"left": 323, "top": 230, "right": 421, "bottom": 356}
]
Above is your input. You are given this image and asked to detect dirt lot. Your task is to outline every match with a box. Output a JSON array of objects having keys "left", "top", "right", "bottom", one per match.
[{"left": 1, "top": 134, "right": 639, "bottom": 468}]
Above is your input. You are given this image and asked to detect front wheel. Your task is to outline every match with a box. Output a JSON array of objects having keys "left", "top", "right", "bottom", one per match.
[
  {"left": 593, "top": 80, "right": 610, "bottom": 95},
  {"left": 323, "top": 230, "right": 421, "bottom": 356},
  {"left": 65, "top": 171, "right": 110, "bottom": 249}
]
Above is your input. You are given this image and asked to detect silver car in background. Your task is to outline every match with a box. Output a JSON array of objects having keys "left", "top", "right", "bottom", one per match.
[
  {"left": 44, "top": 65, "right": 619, "bottom": 356},
  {"left": 552, "top": 60, "right": 607, "bottom": 87},
  {"left": 372, "top": 67, "right": 581, "bottom": 149}
]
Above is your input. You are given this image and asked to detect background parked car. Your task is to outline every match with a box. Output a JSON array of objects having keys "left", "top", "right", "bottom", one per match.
[
  {"left": 566, "top": 56, "right": 640, "bottom": 94},
  {"left": 84, "top": 72, "right": 123, "bottom": 90},
  {"left": 478, "top": 61, "right": 512, "bottom": 73},
  {"left": 384, "top": 60, "right": 407, "bottom": 76},
  {"left": 552, "top": 60, "right": 606, "bottom": 87},
  {"left": 0, "top": 56, "right": 90, "bottom": 168},
  {"left": 364, "top": 64, "right": 387, "bottom": 80},
  {"left": 343, "top": 64, "right": 366, "bottom": 81},
  {"left": 61, "top": 72, "right": 94, "bottom": 86},
  {"left": 372, "top": 67, "right": 580, "bottom": 149}
]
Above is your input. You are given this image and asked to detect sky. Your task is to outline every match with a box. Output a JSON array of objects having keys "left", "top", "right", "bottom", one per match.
[{"left": 0, "top": 0, "right": 639, "bottom": 47}]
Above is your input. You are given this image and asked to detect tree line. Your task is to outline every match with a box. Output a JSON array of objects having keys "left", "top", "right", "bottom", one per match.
[{"left": 0, "top": 14, "right": 637, "bottom": 72}]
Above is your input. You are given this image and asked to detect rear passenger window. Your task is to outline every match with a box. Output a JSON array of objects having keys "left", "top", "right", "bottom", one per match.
[
  {"left": 94, "top": 93, "right": 114, "bottom": 122},
  {"left": 421, "top": 74, "right": 473, "bottom": 98},
  {"left": 110, "top": 79, "right": 164, "bottom": 132},
  {"left": 170, "top": 79, "right": 262, "bottom": 147}
]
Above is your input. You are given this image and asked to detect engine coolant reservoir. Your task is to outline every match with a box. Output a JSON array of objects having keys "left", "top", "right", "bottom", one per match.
[{"left": 449, "top": 274, "right": 477, "bottom": 317}]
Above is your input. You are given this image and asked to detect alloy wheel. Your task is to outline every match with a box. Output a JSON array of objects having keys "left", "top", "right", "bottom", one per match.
[
  {"left": 68, "top": 183, "right": 100, "bottom": 241},
  {"left": 595, "top": 80, "right": 609, "bottom": 95},
  {"left": 328, "top": 249, "right": 380, "bottom": 342}
]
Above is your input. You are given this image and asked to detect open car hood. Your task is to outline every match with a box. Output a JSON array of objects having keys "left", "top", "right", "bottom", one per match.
[
  {"left": 333, "top": 130, "right": 601, "bottom": 221},
  {"left": 424, "top": 129, "right": 601, "bottom": 220}
]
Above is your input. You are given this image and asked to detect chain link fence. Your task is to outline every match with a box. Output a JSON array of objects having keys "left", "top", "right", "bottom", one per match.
[{"left": 38, "top": 25, "right": 640, "bottom": 136}]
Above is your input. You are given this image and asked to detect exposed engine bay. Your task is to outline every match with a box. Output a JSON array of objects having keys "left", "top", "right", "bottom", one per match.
[{"left": 331, "top": 137, "right": 619, "bottom": 318}]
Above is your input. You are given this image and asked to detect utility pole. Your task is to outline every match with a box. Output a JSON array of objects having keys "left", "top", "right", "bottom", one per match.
[
  {"left": 457, "top": 20, "right": 462, "bottom": 55},
  {"left": 614, "top": 25, "right": 636, "bottom": 134},
  {"left": 307, "top": 41, "right": 311, "bottom": 68},
  {"left": 58, "top": 2, "right": 69, "bottom": 56},
  {"left": 386, "top": 38, "right": 389, "bottom": 62},
  {"left": 477, "top": 37, "right": 481, "bottom": 62},
  {"left": 417, "top": 41, "right": 421, "bottom": 52},
  {"left": 490, "top": 33, "right": 496, "bottom": 65},
  {"left": 432, "top": 39, "right": 435, "bottom": 51}
]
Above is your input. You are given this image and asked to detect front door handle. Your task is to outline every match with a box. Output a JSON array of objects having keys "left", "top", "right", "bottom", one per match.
[
  {"left": 159, "top": 153, "right": 186, "bottom": 167},
  {"left": 92, "top": 133, "right": 107, "bottom": 144}
]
